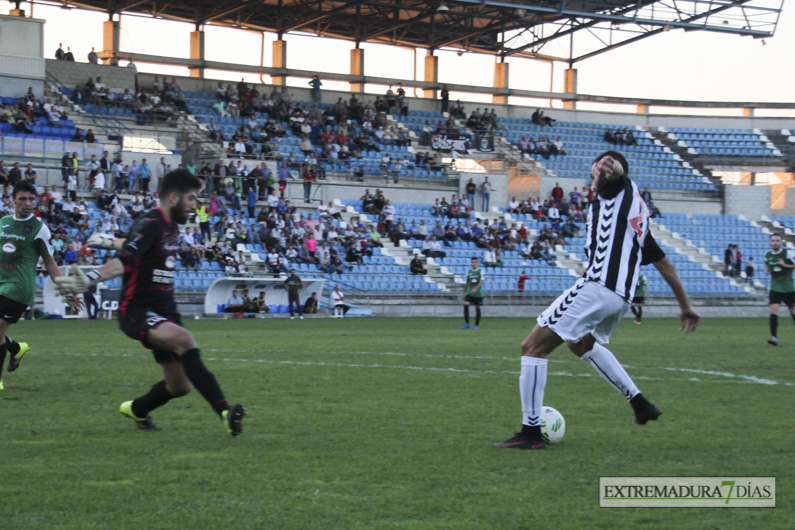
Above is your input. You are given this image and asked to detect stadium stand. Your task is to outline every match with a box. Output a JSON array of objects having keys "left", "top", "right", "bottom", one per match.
[
  {"left": 497, "top": 118, "right": 717, "bottom": 192},
  {"left": 183, "top": 91, "right": 448, "bottom": 181},
  {"left": 654, "top": 213, "right": 775, "bottom": 276},
  {"left": 663, "top": 127, "right": 781, "bottom": 158}
]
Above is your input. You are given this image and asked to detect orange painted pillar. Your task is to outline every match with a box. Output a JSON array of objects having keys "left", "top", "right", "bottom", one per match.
[
  {"left": 563, "top": 68, "right": 577, "bottom": 109},
  {"left": 189, "top": 30, "right": 205, "bottom": 78},
  {"left": 424, "top": 53, "right": 438, "bottom": 99},
  {"left": 102, "top": 20, "right": 120, "bottom": 66},
  {"left": 493, "top": 61, "right": 509, "bottom": 104},
  {"left": 272, "top": 39, "right": 287, "bottom": 86},
  {"left": 350, "top": 48, "right": 364, "bottom": 93}
]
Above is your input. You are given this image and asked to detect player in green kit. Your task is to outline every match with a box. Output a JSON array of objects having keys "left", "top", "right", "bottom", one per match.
[
  {"left": 0, "top": 181, "right": 82, "bottom": 390},
  {"left": 764, "top": 234, "right": 795, "bottom": 346},
  {"left": 462, "top": 257, "right": 485, "bottom": 329},
  {"left": 630, "top": 274, "right": 647, "bottom": 324}
]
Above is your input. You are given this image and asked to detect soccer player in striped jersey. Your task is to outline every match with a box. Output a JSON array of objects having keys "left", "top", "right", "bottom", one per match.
[
  {"left": 0, "top": 181, "right": 83, "bottom": 390},
  {"left": 495, "top": 151, "right": 701, "bottom": 450},
  {"left": 54, "top": 170, "right": 246, "bottom": 437}
]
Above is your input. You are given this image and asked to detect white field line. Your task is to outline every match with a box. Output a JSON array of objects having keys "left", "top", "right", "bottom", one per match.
[{"left": 51, "top": 351, "right": 794, "bottom": 387}]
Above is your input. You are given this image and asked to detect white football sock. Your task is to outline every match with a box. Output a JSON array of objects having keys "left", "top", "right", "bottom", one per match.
[
  {"left": 581, "top": 343, "right": 639, "bottom": 400},
  {"left": 520, "top": 356, "right": 547, "bottom": 427}
]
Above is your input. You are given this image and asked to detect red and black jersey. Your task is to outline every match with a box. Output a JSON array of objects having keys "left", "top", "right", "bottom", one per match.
[{"left": 118, "top": 208, "right": 179, "bottom": 315}]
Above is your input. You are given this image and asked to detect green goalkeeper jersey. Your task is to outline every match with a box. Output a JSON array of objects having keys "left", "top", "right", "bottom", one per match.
[
  {"left": 466, "top": 267, "right": 485, "bottom": 298},
  {"left": 0, "top": 214, "right": 53, "bottom": 305},
  {"left": 765, "top": 249, "right": 795, "bottom": 293}
]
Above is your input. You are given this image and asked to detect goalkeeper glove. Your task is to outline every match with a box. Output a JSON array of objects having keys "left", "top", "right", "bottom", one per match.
[
  {"left": 54, "top": 265, "right": 101, "bottom": 297},
  {"left": 87, "top": 232, "right": 116, "bottom": 249}
]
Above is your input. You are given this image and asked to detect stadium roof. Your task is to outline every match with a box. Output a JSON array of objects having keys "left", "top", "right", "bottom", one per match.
[{"left": 59, "top": 0, "right": 783, "bottom": 63}]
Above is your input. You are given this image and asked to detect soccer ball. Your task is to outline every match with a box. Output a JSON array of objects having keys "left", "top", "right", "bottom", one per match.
[{"left": 540, "top": 406, "right": 566, "bottom": 445}]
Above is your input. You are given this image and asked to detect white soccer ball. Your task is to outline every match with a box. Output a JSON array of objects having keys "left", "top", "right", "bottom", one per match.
[{"left": 540, "top": 406, "right": 566, "bottom": 445}]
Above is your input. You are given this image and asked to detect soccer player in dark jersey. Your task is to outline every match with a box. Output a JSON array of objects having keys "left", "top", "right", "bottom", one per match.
[
  {"left": 55, "top": 170, "right": 246, "bottom": 436},
  {"left": 0, "top": 180, "right": 83, "bottom": 390}
]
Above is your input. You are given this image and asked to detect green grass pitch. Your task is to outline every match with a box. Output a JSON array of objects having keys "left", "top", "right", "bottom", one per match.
[{"left": 0, "top": 317, "right": 791, "bottom": 528}]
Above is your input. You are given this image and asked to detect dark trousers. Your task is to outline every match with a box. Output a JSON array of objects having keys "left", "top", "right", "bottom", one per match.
[
  {"left": 85, "top": 292, "right": 98, "bottom": 319},
  {"left": 200, "top": 221, "right": 211, "bottom": 242},
  {"left": 288, "top": 292, "right": 302, "bottom": 316}
]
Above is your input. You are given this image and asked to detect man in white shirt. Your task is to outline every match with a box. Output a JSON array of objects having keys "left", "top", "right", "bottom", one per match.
[
  {"left": 62, "top": 196, "right": 76, "bottom": 213},
  {"left": 382, "top": 200, "right": 396, "bottom": 225},
  {"left": 267, "top": 250, "right": 280, "bottom": 274},
  {"left": 50, "top": 185, "right": 63, "bottom": 204},
  {"left": 93, "top": 170, "right": 105, "bottom": 191},
  {"left": 331, "top": 286, "right": 350, "bottom": 316},
  {"left": 547, "top": 205, "right": 560, "bottom": 221},
  {"left": 181, "top": 231, "right": 195, "bottom": 247},
  {"left": 317, "top": 200, "right": 329, "bottom": 218},
  {"left": 508, "top": 196, "right": 520, "bottom": 213}
]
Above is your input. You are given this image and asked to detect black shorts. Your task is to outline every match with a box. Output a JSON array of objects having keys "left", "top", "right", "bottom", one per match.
[
  {"left": 769, "top": 290, "right": 795, "bottom": 308},
  {"left": 0, "top": 295, "right": 28, "bottom": 324},
  {"left": 119, "top": 306, "right": 183, "bottom": 363},
  {"left": 465, "top": 295, "right": 484, "bottom": 306},
  {"left": 633, "top": 296, "right": 645, "bottom": 305}
]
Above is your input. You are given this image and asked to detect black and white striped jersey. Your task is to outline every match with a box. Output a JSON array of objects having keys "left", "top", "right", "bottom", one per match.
[{"left": 584, "top": 178, "right": 650, "bottom": 302}]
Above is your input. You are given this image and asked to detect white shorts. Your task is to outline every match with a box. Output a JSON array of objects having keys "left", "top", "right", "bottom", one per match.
[{"left": 537, "top": 279, "right": 630, "bottom": 344}]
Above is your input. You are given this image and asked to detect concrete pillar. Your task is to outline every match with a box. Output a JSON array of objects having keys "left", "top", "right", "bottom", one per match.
[
  {"left": 493, "top": 61, "right": 509, "bottom": 104},
  {"left": 272, "top": 39, "right": 287, "bottom": 86},
  {"left": 189, "top": 30, "right": 205, "bottom": 78},
  {"left": 563, "top": 67, "right": 577, "bottom": 109},
  {"left": 350, "top": 48, "right": 364, "bottom": 93},
  {"left": 423, "top": 53, "right": 438, "bottom": 99},
  {"left": 102, "top": 20, "right": 120, "bottom": 66}
]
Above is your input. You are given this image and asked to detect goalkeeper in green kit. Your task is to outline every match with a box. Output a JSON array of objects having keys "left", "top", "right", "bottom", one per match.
[{"left": 0, "top": 181, "right": 83, "bottom": 390}]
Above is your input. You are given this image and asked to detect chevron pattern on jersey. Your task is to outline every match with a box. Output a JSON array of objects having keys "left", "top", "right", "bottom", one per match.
[
  {"left": 546, "top": 278, "right": 587, "bottom": 326},
  {"left": 587, "top": 197, "right": 616, "bottom": 282}
]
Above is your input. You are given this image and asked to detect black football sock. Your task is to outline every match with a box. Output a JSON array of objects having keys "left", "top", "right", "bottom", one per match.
[
  {"left": 463, "top": 305, "right": 470, "bottom": 324},
  {"left": 475, "top": 307, "right": 481, "bottom": 326},
  {"left": 636, "top": 306, "right": 643, "bottom": 322},
  {"left": 630, "top": 306, "right": 639, "bottom": 318},
  {"left": 520, "top": 424, "right": 542, "bottom": 437},
  {"left": 770, "top": 314, "right": 778, "bottom": 338},
  {"left": 180, "top": 348, "right": 228, "bottom": 416},
  {"left": 0, "top": 342, "right": 6, "bottom": 379},
  {"left": 131, "top": 380, "right": 175, "bottom": 418},
  {"left": 5, "top": 337, "right": 20, "bottom": 356},
  {"left": 791, "top": 313, "right": 795, "bottom": 326}
]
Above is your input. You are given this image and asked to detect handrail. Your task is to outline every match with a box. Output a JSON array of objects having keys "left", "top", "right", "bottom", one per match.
[{"left": 46, "top": 71, "right": 132, "bottom": 143}]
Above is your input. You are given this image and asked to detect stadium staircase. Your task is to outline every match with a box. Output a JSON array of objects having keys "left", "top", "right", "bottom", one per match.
[
  {"left": 758, "top": 215, "right": 795, "bottom": 244},
  {"left": 651, "top": 217, "right": 765, "bottom": 294},
  {"left": 648, "top": 128, "right": 724, "bottom": 194},
  {"left": 175, "top": 115, "right": 224, "bottom": 162},
  {"left": 762, "top": 129, "right": 794, "bottom": 168},
  {"left": 332, "top": 199, "right": 454, "bottom": 292}
]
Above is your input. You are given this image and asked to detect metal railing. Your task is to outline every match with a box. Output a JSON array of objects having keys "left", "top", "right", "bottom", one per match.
[{"left": 45, "top": 71, "right": 132, "bottom": 143}]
